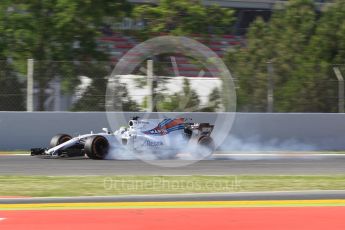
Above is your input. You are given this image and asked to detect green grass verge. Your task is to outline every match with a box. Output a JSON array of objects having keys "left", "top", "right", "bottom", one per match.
[{"left": 0, "top": 175, "right": 344, "bottom": 197}]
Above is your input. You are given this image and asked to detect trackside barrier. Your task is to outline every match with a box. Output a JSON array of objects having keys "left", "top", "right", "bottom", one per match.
[{"left": 0, "top": 112, "right": 345, "bottom": 150}]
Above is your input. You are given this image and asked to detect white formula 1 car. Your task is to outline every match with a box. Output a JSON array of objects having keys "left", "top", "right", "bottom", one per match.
[{"left": 31, "top": 117, "right": 215, "bottom": 159}]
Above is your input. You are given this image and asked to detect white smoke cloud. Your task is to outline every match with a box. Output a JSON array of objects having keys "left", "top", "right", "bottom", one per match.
[
  {"left": 104, "top": 131, "right": 318, "bottom": 161},
  {"left": 215, "top": 135, "right": 320, "bottom": 160},
  {"left": 220, "top": 135, "right": 316, "bottom": 152},
  {"left": 105, "top": 133, "right": 213, "bottom": 161},
  {"left": 105, "top": 146, "right": 137, "bottom": 160}
]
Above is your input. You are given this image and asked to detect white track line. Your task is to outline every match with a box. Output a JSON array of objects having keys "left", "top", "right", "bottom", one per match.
[{"left": 0, "top": 218, "right": 6, "bottom": 222}]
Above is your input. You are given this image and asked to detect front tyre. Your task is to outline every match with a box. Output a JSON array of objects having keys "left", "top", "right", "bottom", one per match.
[
  {"left": 84, "top": 135, "right": 109, "bottom": 160},
  {"left": 50, "top": 134, "right": 72, "bottom": 148}
]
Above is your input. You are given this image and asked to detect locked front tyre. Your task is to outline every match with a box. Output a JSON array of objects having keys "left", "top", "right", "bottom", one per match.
[{"left": 85, "top": 135, "right": 109, "bottom": 160}]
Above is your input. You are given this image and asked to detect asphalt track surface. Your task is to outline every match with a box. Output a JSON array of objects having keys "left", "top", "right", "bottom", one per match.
[{"left": 1, "top": 153, "right": 345, "bottom": 175}]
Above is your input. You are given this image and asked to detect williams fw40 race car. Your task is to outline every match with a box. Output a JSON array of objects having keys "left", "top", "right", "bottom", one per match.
[{"left": 31, "top": 117, "right": 215, "bottom": 160}]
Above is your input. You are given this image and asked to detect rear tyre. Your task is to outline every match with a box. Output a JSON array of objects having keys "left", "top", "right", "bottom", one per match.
[
  {"left": 50, "top": 134, "right": 72, "bottom": 148},
  {"left": 198, "top": 136, "right": 215, "bottom": 158},
  {"left": 84, "top": 135, "right": 109, "bottom": 160}
]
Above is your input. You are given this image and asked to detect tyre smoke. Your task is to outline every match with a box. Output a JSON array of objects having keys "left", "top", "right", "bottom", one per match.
[{"left": 105, "top": 134, "right": 213, "bottom": 161}]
